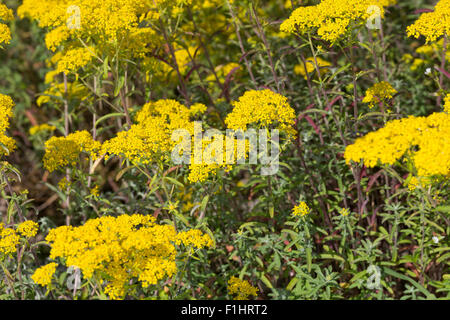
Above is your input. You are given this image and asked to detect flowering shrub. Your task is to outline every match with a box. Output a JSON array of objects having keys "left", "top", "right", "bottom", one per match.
[
  {"left": 345, "top": 112, "right": 450, "bottom": 177},
  {"left": 37, "top": 214, "right": 213, "bottom": 299},
  {"left": 0, "top": 0, "right": 448, "bottom": 300}
]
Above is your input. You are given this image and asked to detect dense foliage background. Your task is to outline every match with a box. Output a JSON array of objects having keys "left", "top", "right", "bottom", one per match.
[{"left": 0, "top": 0, "right": 449, "bottom": 300}]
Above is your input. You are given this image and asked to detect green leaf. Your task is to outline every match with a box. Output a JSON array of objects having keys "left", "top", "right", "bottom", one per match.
[
  {"left": 383, "top": 267, "right": 436, "bottom": 299},
  {"left": 435, "top": 205, "right": 450, "bottom": 214},
  {"left": 102, "top": 56, "right": 109, "bottom": 80},
  {"left": 173, "top": 211, "right": 190, "bottom": 227},
  {"left": 200, "top": 195, "right": 209, "bottom": 213},
  {"left": 114, "top": 75, "right": 125, "bottom": 97},
  {"left": 259, "top": 274, "right": 273, "bottom": 289},
  {"left": 286, "top": 278, "right": 298, "bottom": 291},
  {"left": 115, "top": 166, "right": 132, "bottom": 181},
  {"left": 326, "top": 63, "right": 351, "bottom": 83},
  {"left": 437, "top": 252, "right": 450, "bottom": 264},
  {"left": 7, "top": 200, "right": 15, "bottom": 224},
  {"left": 306, "top": 247, "right": 312, "bottom": 272},
  {"left": 163, "top": 176, "right": 184, "bottom": 188},
  {"left": 318, "top": 252, "right": 345, "bottom": 263},
  {"left": 95, "top": 112, "right": 125, "bottom": 127}
]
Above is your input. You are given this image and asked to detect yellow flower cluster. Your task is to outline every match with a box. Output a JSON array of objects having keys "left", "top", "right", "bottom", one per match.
[
  {"left": 294, "top": 57, "right": 331, "bottom": 80},
  {"left": 188, "top": 163, "right": 228, "bottom": 184},
  {"left": 169, "top": 46, "right": 196, "bottom": 75},
  {"left": 345, "top": 112, "right": 450, "bottom": 177},
  {"left": 190, "top": 103, "right": 208, "bottom": 116},
  {"left": 416, "top": 40, "right": 442, "bottom": 57},
  {"left": 409, "top": 57, "right": 426, "bottom": 71},
  {"left": 174, "top": 229, "right": 214, "bottom": 248},
  {"left": 43, "top": 131, "right": 101, "bottom": 172},
  {"left": 29, "top": 124, "right": 57, "bottom": 136},
  {"left": 0, "top": 221, "right": 39, "bottom": 256},
  {"left": 17, "top": 0, "right": 196, "bottom": 59},
  {"left": 0, "top": 223, "right": 20, "bottom": 256},
  {"left": 339, "top": 208, "right": 350, "bottom": 217},
  {"left": 103, "top": 99, "right": 233, "bottom": 183},
  {"left": 90, "top": 185, "right": 99, "bottom": 196},
  {"left": 0, "top": 2, "right": 13, "bottom": 46},
  {"left": 405, "top": 175, "right": 435, "bottom": 191},
  {"left": 228, "top": 276, "right": 258, "bottom": 300},
  {"left": 145, "top": 46, "right": 198, "bottom": 84},
  {"left": 102, "top": 99, "right": 195, "bottom": 165},
  {"left": 187, "top": 89, "right": 297, "bottom": 183},
  {"left": 190, "top": 91, "right": 295, "bottom": 183},
  {"left": 58, "top": 176, "right": 70, "bottom": 190},
  {"left": 406, "top": 176, "right": 420, "bottom": 191},
  {"left": 0, "top": 93, "right": 16, "bottom": 156},
  {"left": 362, "top": 81, "right": 397, "bottom": 109},
  {"left": 205, "top": 62, "right": 241, "bottom": 84},
  {"left": 55, "top": 47, "right": 95, "bottom": 75},
  {"left": 44, "top": 214, "right": 213, "bottom": 299},
  {"left": 444, "top": 94, "right": 450, "bottom": 113},
  {"left": 415, "top": 38, "right": 450, "bottom": 65},
  {"left": 17, "top": 220, "right": 39, "bottom": 238},
  {"left": 181, "top": 0, "right": 239, "bottom": 42},
  {"left": 31, "top": 262, "right": 57, "bottom": 288},
  {"left": 407, "top": 0, "right": 450, "bottom": 43},
  {"left": 36, "top": 81, "right": 89, "bottom": 106},
  {"left": 280, "top": 0, "right": 395, "bottom": 42},
  {"left": 225, "top": 89, "right": 296, "bottom": 139},
  {"left": 187, "top": 135, "right": 238, "bottom": 183},
  {"left": 292, "top": 201, "right": 311, "bottom": 217}
]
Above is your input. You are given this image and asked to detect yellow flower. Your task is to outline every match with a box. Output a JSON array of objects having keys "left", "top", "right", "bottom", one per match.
[
  {"left": 401, "top": 53, "right": 413, "bottom": 63},
  {"left": 292, "top": 201, "right": 311, "bottom": 217},
  {"left": 345, "top": 112, "right": 450, "bottom": 178},
  {"left": 45, "top": 26, "right": 70, "bottom": 52},
  {"left": 101, "top": 99, "right": 195, "bottom": 165},
  {"left": 55, "top": 47, "right": 95, "bottom": 75},
  {"left": 407, "top": 176, "right": 419, "bottom": 191},
  {"left": 175, "top": 229, "right": 214, "bottom": 248},
  {"left": 44, "top": 214, "right": 213, "bottom": 299},
  {"left": 0, "top": 223, "right": 20, "bottom": 256},
  {"left": 31, "top": 263, "right": 57, "bottom": 288},
  {"left": 0, "top": 93, "right": 16, "bottom": 156},
  {"left": 444, "top": 94, "right": 450, "bottom": 113},
  {"left": 339, "top": 208, "right": 350, "bottom": 217},
  {"left": 18, "top": 0, "right": 166, "bottom": 57},
  {"left": 0, "top": 3, "right": 14, "bottom": 22},
  {"left": 29, "top": 124, "right": 56, "bottom": 136},
  {"left": 0, "top": 3, "right": 13, "bottom": 46},
  {"left": 225, "top": 89, "right": 296, "bottom": 140},
  {"left": 188, "top": 162, "right": 222, "bottom": 184},
  {"left": 284, "top": 0, "right": 292, "bottom": 9},
  {"left": 43, "top": 131, "right": 101, "bottom": 172},
  {"left": 294, "top": 57, "right": 331, "bottom": 80},
  {"left": 405, "top": 176, "right": 432, "bottom": 191},
  {"left": 280, "top": 0, "right": 394, "bottom": 43},
  {"left": 152, "top": 46, "right": 197, "bottom": 82},
  {"left": 410, "top": 58, "right": 425, "bottom": 71},
  {"left": 0, "top": 23, "right": 11, "bottom": 45},
  {"left": 205, "top": 62, "right": 241, "bottom": 84},
  {"left": 165, "top": 201, "right": 179, "bottom": 213},
  {"left": 36, "top": 81, "right": 88, "bottom": 106},
  {"left": 362, "top": 81, "right": 397, "bottom": 109},
  {"left": 189, "top": 103, "right": 208, "bottom": 116},
  {"left": 228, "top": 276, "right": 258, "bottom": 300},
  {"left": 58, "top": 176, "right": 71, "bottom": 191},
  {"left": 407, "top": 0, "right": 450, "bottom": 43},
  {"left": 90, "top": 185, "right": 99, "bottom": 196},
  {"left": 416, "top": 44, "right": 435, "bottom": 57},
  {"left": 17, "top": 221, "right": 39, "bottom": 238}
]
